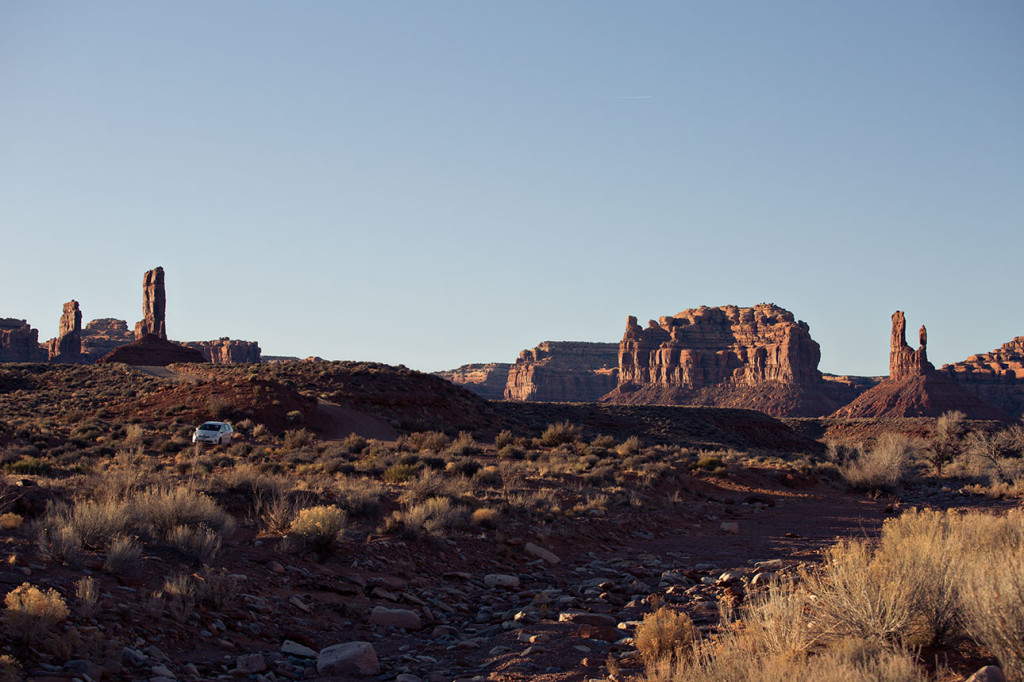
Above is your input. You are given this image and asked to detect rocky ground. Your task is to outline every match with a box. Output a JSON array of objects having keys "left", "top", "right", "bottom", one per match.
[{"left": 2, "top": 464, "right": 1012, "bottom": 682}]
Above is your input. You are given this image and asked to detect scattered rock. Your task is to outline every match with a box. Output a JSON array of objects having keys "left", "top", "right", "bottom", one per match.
[
  {"left": 317, "top": 641, "right": 380, "bottom": 676},
  {"left": 369, "top": 605, "right": 422, "bottom": 630},
  {"left": 524, "top": 542, "right": 560, "bottom": 565}
]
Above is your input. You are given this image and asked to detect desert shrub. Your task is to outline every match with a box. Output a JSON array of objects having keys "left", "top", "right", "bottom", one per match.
[
  {"left": 443, "top": 432, "right": 481, "bottom": 457},
  {"left": 252, "top": 423, "right": 270, "bottom": 441},
  {"left": 399, "top": 469, "right": 474, "bottom": 505},
  {"left": 497, "top": 444, "right": 525, "bottom": 460},
  {"left": 0, "top": 513, "right": 22, "bottom": 530},
  {"left": 5, "top": 456, "right": 52, "bottom": 475},
  {"left": 256, "top": 491, "right": 302, "bottom": 535},
  {"left": 207, "top": 396, "right": 231, "bottom": 419},
  {"left": 408, "top": 431, "right": 450, "bottom": 452},
  {"left": 341, "top": 433, "right": 368, "bottom": 454},
  {"left": 470, "top": 507, "right": 500, "bottom": 529},
  {"left": 2, "top": 583, "right": 69, "bottom": 640},
  {"left": 840, "top": 433, "right": 914, "bottom": 491},
  {"left": 494, "top": 429, "right": 516, "bottom": 449},
  {"left": 383, "top": 463, "right": 417, "bottom": 483},
  {"left": 958, "top": 514, "right": 1024, "bottom": 679},
  {"left": 103, "top": 535, "right": 142, "bottom": 574},
  {"left": 539, "top": 421, "right": 581, "bottom": 447},
  {"left": 130, "top": 485, "right": 234, "bottom": 540},
  {"left": 802, "top": 538, "right": 916, "bottom": 645},
  {"left": 475, "top": 465, "right": 501, "bottom": 486},
  {"left": 159, "top": 573, "right": 196, "bottom": 623},
  {"left": 382, "top": 496, "right": 463, "bottom": 541},
  {"left": 591, "top": 434, "right": 616, "bottom": 449},
  {"left": 333, "top": 476, "right": 384, "bottom": 518},
  {"left": 446, "top": 458, "right": 482, "bottom": 478},
  {"left": 635, "top": 605, "right": 699, "bottom": 670},
  {"left": 63, "top": 500, "right": 131, "bottom": 550},
  {"left": 195, "top": 566, "right": 240, "bottom": 610},
  {"left": 36, "top": 525, "right": 81, "bottom": 566},
  {"left": 617, "top": 436, "right": 643, "bottom": 457},
  {"left": 922, "top": 410, "right": 966, "bottom": 475},
  {"left": 694, "top": 456, "right": 725, "bottom": 472},
  {"left": 283, "top": 428, "right": 315, "bottom": 449},
  {"left": 165, "top": 524, "right": 222, "bottom": 563},
  {"left": 876, "top": 508, "right": 966, "bottom": 645},
  {"left": 75, "top": 576, "right": 99, "bottom": 618},
  {"left": 288, "top": 505, "right": 347, "bottom": 554}
]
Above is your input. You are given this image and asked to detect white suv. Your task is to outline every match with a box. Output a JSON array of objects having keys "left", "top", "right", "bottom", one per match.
[{"left": 192, "top": 421, "right": 234, "bottom": 445}]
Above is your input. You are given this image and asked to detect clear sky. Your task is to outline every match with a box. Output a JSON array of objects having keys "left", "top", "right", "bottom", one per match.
[{"left": 2, "top": 2, "right": 1022, "bottom": 376}]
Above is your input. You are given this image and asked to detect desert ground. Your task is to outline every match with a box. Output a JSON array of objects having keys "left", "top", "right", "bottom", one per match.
[{"left": 0, "top": 361, "right": 1021, "bottom": 682}]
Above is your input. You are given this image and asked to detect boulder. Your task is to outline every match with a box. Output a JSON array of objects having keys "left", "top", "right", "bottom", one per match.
[
  {"left": 317, "top": 641, "right": 380, "bottom": 676},
  {"left": 368, "top": 605, "right": 422, "bottom": 630}
]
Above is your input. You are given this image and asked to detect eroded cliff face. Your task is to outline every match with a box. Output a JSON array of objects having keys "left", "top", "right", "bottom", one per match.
[
  {"left": 81, "top": 319, "right": 137, "bottom": 363},
  {"left": 0, "top": 319, "right": 47, "bottom": 363},
  {"left": 435, "top": 363, "right": 512, "bottom": 400},
  {"left": 183, "top": 338, "right": 262, "bottom": 364},
  {"left": 504, "top": 342, "right": 618, "bottom": 402},
  {"left": 617, "top": 304, "right": 822, "bottom": 389},
  {"left": 940, "top": 336, "right": 1024, "bottom": 419}
]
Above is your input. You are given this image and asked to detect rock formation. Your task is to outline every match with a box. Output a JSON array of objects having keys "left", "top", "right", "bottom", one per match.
[
  {"left": 96, "top": 334, "right": 206, "bottom": 367},
  {"left": 504, "top": 342, "right": 619, "bottom": 402},
  {"left": 134, "top": 267, "right": 167, "bottom": 340},
  {"left": 889, "top": 311, "right": 933, "bottom": 379},
  {"left": 435, "top": 363, "right": 512, "bottom": 400},
  {"left": 0, "top": 319, "right": 48, "bottom": 363},
  {"left": 183, "top": 338, "right": 262, "bottom": 364},
  {"left": 940, "top": 336, "right": 1024, "bottom": 419},
  {"left": 81, "top": 319, "right": 135, "bottom": 362},
  {"left": 832, "top": 312, "right": 1007, "bottom": 420},
  {"left": 604, "top": 304, "right": 864, "bottom": 417},
  {"left": 617, "top": 304, "right": 822, "bottom": 388},
  {"left": 46, "top": 300, "right": 83, "bottom": 363}
]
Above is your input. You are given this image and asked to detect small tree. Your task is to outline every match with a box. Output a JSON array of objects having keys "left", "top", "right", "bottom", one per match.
[{"left": 925, "top": 410, "right": 965, "bottom": 476}]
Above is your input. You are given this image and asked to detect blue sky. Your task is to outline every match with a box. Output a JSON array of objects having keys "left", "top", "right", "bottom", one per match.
[{"left": 2, "top": 2, "right": 1022, "bottom": 375}]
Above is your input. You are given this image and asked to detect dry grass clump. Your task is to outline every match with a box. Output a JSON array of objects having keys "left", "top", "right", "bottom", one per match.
[
  {"left": 2, "top": 582, "right": 69, "bottom": 640},
  {"left": 287, "top": 505, "right": 347, "bottom": 554},
  {"left": 635, "top": 604, "right": 698, "bottom": 669},
  {"left": 538, "top": 421, "right": 582, "bottom": 447},
  {"left": 381, "top": 496, "right": 465, "bottom": 541},
  {"left": 645, "top": 508, "right": 1024, "bottom": 681},
  {"left": 839, "top": 433, "right": 915, "bottom": 491}
]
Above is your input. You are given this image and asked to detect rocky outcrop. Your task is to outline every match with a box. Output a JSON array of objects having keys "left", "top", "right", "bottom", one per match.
[
  {"left": 81, "top": 319, "right": 135, "bottom": 362},
  {"left": 604, "top": 304, "right": 860, "bottom": 417},
  {"left": 617, "top": 304, "right": 822, "bottom": 389},
  {"left": 96, "top": 334, "right": 206, "bottom": 367},
  {"left": 832, "top": 312, "right": 1007, "bottom": 420},
  {"left": 0, "top": 319, "right": 47, "bottom": 363},
  {"left": 504, "top": 342, "right": 618, "bottom": 402},
  {"left": 940, "top": 337, "right": 1024, "bottom": 419},
  {"left": 889, "top": 311, "right": 932, "bottom": 379},
  {"left": 46, "top": 300, "right": 83, "bottom": 363},
  {"left": 183, "top": 338, "right": 262, "bottom": 364},
  {"left": 435, "top": 363, "right": 512, "bottom": 400},
  {"left": 134, "top": 267, "right": 167, "bottom": 340}
]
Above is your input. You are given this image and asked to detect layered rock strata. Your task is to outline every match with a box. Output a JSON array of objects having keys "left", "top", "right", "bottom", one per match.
[
  {"left": 46, "top": 300, "right": 83, "bottom": 363},
  {"left": 183, "top": 338, "right": 262, "bottom": 364},
  {"left": 134, "top": 267, "right": 167, "bottom": 340},
  {"left": 504, "top": 342, "right": 618, "bottom": 402},
  {"left": 435, "top": 363, "right": 512, "bottom": 400},
  {"left": 617, "top": 304, "right": 822, "bottom": 389},
  {"left": 0, "top": 319, "right": 47, "bottom": 363},
  {"left": 96, "top": 334, "right": 206, "bottom": 366},
  {"left": 940, "top": 337, "right": 1024, "bottom": 419}
]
